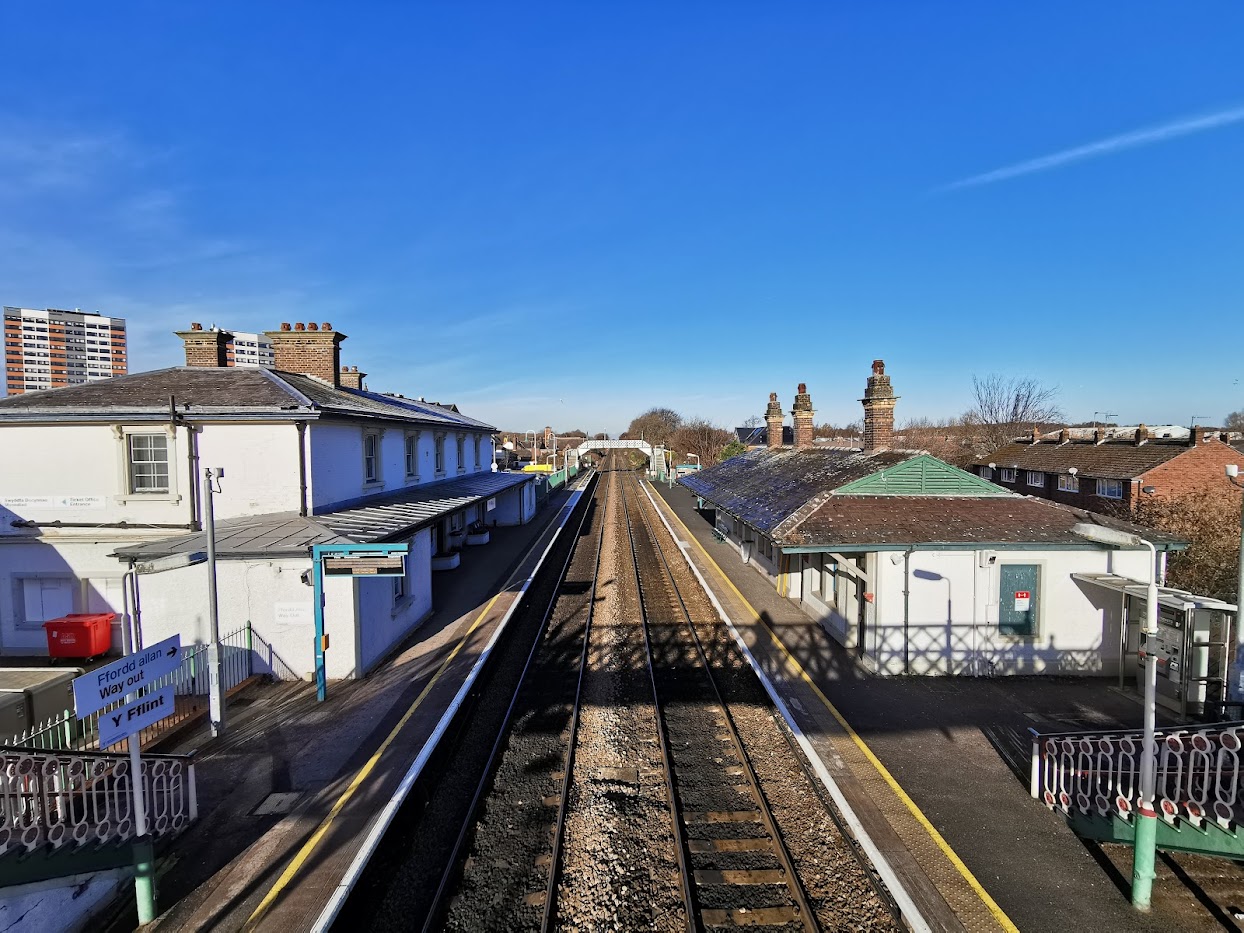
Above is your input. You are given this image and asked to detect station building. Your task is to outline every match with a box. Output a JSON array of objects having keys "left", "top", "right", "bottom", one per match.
[
  {"left": 680, "top": 363, "right": 1195, "bottom": 678},
  {"left": 0, "top": 322, "right": 537, "bottom": 681}
]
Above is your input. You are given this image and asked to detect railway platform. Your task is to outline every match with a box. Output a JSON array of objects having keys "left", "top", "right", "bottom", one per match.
[
  {"left": 647, "top": 479, "right": 1232, "bottom": 933},
  {"left": 116, "top": 481, "right": 589, "bottom": 933}
]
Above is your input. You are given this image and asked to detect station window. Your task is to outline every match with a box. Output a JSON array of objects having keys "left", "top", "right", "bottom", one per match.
[
  {"left": 404, "top": 432, "right": 421, "bottom": 479},
  {"left": 128, "top": 434, "right": 169, "bottom": 493},
  {"left": 434, "top": 434, "right": 446, "bottom": 475},
  {"left": 1058, "top": 474, "right": 1079, "bottom": 492},
  {"left": 1000, "top": 468, "right": 1017, "bottom": 483},
  {"left": 363, "top": 432, "right": 381, "bottom": 484},
  {"left": 1026, "top": 471, "right": 1044, "bottom": 487}
]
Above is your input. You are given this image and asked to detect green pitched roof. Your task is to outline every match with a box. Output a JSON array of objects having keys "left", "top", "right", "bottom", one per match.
[{"left": 832, "top": 454, "right": 1010, "bottom": 497}]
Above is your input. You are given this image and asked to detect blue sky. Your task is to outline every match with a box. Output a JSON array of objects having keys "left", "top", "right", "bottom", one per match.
[{"left": 2, "top": 3, "right": 1242, "bottom": 433}]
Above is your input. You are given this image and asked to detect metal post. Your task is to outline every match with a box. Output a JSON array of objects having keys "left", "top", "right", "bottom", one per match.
[
  {"left": 313, "top": 546, "right": 327, "bottom": 702},
  {"left": 203, "top": 468, "right": 225, "bottom": 737},
  {"left": 1133, "top": 540, "right": 1159, "bottom": 911},
  {"left": 130, "top": 738, "right": 157, "bottom": 921}
]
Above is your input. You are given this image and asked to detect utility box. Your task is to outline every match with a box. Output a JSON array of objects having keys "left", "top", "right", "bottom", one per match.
[
  {"left": 0, "top": 691, "right": 30, "bottom": 742},
  {"left": 0, "top": 668, "right": 84, "bottom": 735}
]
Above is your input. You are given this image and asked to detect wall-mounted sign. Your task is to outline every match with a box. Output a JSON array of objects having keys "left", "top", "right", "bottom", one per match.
[
  {"left": 1014, "top": 591, "right": 1031, "bottom": 612},
  {"left": 322, "top": 554, "right": 406, "bottom": 577},
  {"left": 1, "top": 495, "right": 107, "bottom": 510},
  {"left": 486, "top": 498, "right": 496, "bottom": 511}
]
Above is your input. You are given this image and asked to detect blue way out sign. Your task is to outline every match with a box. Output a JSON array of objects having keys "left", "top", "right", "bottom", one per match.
[
  {"left": 98, "top": 685, "right": 176, "bottom": 750},
  {"left": 72, "top": 635, "right": 182, "bottom": 719}
]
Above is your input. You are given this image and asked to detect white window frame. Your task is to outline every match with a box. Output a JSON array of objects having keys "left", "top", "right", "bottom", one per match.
[
  {"left": 474, "top": 435, "right": 482, "bottom": 471},
  {"left": 456, "top": 434, "right": 467, "bottom": 474},
  {"left": 1026, "top": 470, "right": 1044, "bottom": 487},
  {"left": 434, "top": 433, "right": 446, "bottom": 476},
  {"left": 1096, "top": 478, "right": 1124, "bottom": 500},
  {"left": 979, "top": 467, "right": 993, "bottom": 481},
  {"left": 1000, "top": 468, "right": 1017, "bottom": 483},
  {"left": 113, "top": 425, "right": 181, "bottom": 504},
  {"left": 1058, "top": 474, "right": 1079, "bottom": 492},
  {"left": 404, "top": 431, "right": 421, "bottom": 480},
  {"left": 362, "top": 430, "right": 383, "bottom": 486}
]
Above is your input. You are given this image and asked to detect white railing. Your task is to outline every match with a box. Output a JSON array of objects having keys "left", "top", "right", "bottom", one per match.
[
  {"left": 0, "top": 746, "right": 196, "bottom": 854},
  {"left": 1030, "top": 721, "right": 1244, "bottom": 828},
  {"left": 5, "top": 625, "right": 254, "bottom": 753}
]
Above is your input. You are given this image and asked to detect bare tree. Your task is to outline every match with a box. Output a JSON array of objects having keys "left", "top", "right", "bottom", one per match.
[
  {"left": 623, "top": 407, "right": 682, "bottom": 447},
  {"left": 670, "top": 417, "right": 733, "bottom": 466},
  {"left": 741, "top": 414, "right": 762, "bottom": 428},
  {"left": 1129, "top": 488, "right": 1242, "bottom": 601},
  {"left": 1225, "top": 410, "right": 1244, "bottom": 433},
  {"left": 965, "top": 374, "right": 1063, "bottom": 452}
]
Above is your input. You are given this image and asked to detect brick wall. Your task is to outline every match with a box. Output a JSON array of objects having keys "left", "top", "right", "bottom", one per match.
[
  {"left": 977, "top": 465, "right": 1138, "bottom": 511},
  {"left": 176, "top": 325, "right": 232, "bottom": 367},
  {"left": 1139, "top": 438, "right": 1241, "bottom": 499},
  {"left": 264, "top": 323, "right": 343, "bottom": 386}
]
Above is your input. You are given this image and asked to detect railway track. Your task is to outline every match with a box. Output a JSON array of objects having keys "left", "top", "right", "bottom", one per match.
[
  {"left": 622, "top": 472, "right": 819, "bottom": 932},
  {"left": 423, "top": 468, "right": 611, "bottom": 932}
]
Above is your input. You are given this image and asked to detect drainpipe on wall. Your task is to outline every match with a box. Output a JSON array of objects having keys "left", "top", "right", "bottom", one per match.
[
  {"left": 297, "top": 421, "right": 309, "bottom": 517},
  {"left": 902, "top": 548, "right": 912, "bottom": 674},
  {"left": 121, "top": 563, "right": 137, "bottom": 655}
]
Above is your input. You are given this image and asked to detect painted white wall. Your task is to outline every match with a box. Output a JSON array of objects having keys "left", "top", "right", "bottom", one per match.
[
  {"left": 857, "top": 547, "right": 1151, "bottom": 676},
  {"left": 196, "top": 423, "right": 303, "bottom": 519},
  {"left": 355, "top": 528, "right": 433, "bottom": 672},
  {"left": 307, "top": 421, "right": 494, "bottom": 511},
  {"left": 489, "top": 482, "right": 535, "bottom": 526},
  {"left": 0, "top": 539, "right": 135, "bottom": 655},
  {"left": 135, "top": 559, "right": 357, "bottom": 680}
]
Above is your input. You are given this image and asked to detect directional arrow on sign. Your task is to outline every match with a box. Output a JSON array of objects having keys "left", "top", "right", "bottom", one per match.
[{"left": 72, "top": 634, "right": 182, "bottom": 719}]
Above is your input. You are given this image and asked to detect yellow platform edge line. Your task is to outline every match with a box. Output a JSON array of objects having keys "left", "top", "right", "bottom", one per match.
[
  {"left": 243, "top": 591, "right": 504, "bottom": 931},
  {"left": 660, "top": 490, "right": 1020, "bottom": 933}
]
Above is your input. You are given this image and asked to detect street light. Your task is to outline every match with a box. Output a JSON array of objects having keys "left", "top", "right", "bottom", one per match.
[
  {"left": 687, "top": 453, "right": 701, "bottom": 469},
  {"left": 1072, "top": 521, "right": 1158, "bottom": 910}
]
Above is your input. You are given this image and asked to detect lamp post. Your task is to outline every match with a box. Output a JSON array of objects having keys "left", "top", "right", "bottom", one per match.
[
  {"left": 1072, "top": 521, "right": 1158, "bottom": 910},
  {"left": 687, "top": 453, "right": 700, "bottom": 469},
  {"left": 202, "top": 467, "right": 226, "bottom": 738}
]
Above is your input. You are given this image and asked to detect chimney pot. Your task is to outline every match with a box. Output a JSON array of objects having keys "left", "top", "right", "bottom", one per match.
[
  {"left": 295, "top": 322, "right": 306, "bottom": 331},
  {"left": 280, "top": 322, "right": 292, "bottom": 331},
  {"left": 307, "top": 322, "right": 319, "bottom": 331},
  {"left": 322, "top": 323, "right": 332, "bottom": 331},
  {"left": 190, "top": 322, "right": 203, "bottom": 331}
]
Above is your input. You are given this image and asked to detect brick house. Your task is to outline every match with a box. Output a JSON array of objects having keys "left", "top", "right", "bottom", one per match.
[{"left": 970, "top": 425, "right": 1241, "bottom": 511}]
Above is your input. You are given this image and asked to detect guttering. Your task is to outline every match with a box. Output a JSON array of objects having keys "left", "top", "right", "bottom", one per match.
[
  {"left": 11, "top": 520, "right": 196, "bottom": 530},
  {"left": 778, "top": 540, "right": 1188, "bottom": 553},
  {"left": 297, "top": 421, "right": 309, "bottom": 517}
]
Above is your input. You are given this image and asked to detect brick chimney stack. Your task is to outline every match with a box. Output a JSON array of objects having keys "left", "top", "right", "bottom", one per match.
[
  {"left": 263, "top": 322, "right": 345, "bottom": 387},
  {"left": 176, "top": 322, "right": 233, "bottom": 368},
  {"left": 1058, "top": 427, "right": 1071, "bottom": 444},
  {"left": 765, "top": 392, "right": 784, "bottom": 449},
  {"left": 1189, "top": 426, "right": 1208, "bottom": 446},
  {"left": 339, "top": 365, "right": 366, "bottom": 391},
  {"left": 543, "top": 426, "right": 554, "bottom": 449},
  {"left": 1030, "top": 426, "right": 1041, "bottom": 445},
  {"left": 860, "top": 359, "right": 898, "bottom": 451},
  {"left": 792, "top": 383, "right": 815, "bottom": 450},
  {"left": 1135, "top": 423, "right": 1151, "bottom": 446}
]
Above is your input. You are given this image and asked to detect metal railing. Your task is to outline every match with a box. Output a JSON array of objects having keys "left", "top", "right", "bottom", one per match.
[
  {"left": 0, "top": 745, "right": 195, "bottom": 855},
  {"left": 1030, "top": 721, "right": 1244, "bottom": 828},
  {"left": 5, "top": 625, "right": 254, "bottom": 753}
]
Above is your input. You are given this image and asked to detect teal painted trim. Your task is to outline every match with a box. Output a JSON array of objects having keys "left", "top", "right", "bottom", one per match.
[
  {"left": 832, "top": 453, "right": 1010, "bottom": 497},
  {"left": 1067, "top": 810, "right": 1244, "bottom": 859}
]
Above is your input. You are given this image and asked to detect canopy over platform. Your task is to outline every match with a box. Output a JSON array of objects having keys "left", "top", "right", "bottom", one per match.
[{"left": 1071, "top": 573, "right": 1237, "bottom": 613}]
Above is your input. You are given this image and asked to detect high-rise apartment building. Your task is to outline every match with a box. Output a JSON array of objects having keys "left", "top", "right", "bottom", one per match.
[
  {"left": 3, "top": 307, "right": 127, "bottom": 396},
  {"left": 226, "top": 331, "right": 275, "bottom": 368}
]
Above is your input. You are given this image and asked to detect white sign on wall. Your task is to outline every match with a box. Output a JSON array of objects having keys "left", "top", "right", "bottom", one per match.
[
  {"left": 486, "top": 498, "right": 496, "bottom": 511},
  {"left": 275, "top": 602, "right": 312, "bottom": 631},
  {"left": 0, "top": 495, "right": 107, "bottom": 510},
  {"left": 1014, "top": 591, "right": 1031, "bottom": 612}
]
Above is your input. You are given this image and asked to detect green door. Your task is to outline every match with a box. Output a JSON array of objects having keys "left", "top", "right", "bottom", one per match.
[{"left": 999, "top": 564, "right": 1039, "bottom": 635}]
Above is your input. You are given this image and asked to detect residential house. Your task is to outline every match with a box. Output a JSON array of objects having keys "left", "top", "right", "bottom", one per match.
[
  {"left": 0, "top": 322, "right": 536, "bottom": 682},
  {"left": 970, "top": 425, "right": 1241, "bottom": 511}
]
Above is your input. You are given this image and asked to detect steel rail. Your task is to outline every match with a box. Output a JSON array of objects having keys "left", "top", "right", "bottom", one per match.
[
  {"left": 540, "top": 463, "right": 615, "bottom": 930},
  {"left": 419, "top": 468, "right": 603, "bottom": 933},
  {"left": 625, "top": 471, "right": 820, "bottom": 933},
  {"left": 620, "top": 472, "right": 698, "bottom": 933}
]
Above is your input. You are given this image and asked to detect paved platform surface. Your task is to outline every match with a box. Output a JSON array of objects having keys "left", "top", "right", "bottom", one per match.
[
  {"left": 649, "top": 479, "right": 1231, "bottom": 933},
  {"left": 120, "top": 482, "right": 584, "bottom": 932}
]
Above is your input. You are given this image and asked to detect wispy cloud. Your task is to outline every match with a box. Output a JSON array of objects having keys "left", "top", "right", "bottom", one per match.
[{"left": 938, "top": 104, "right": 1244, "bottom": 192}]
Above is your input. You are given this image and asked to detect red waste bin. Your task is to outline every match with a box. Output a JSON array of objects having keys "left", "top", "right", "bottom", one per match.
[{"left": 43, "top": 613, "right": 115, "bottom": 659}]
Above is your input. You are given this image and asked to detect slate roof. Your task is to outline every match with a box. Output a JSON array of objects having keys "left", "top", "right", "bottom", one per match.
[
  {"left": 678, "top": 447, "right": 914, "bottom": 534},
  {"left": 0, "top": 366, "right": 495, "bottom": 431},
  {"left": 970, "top": 439, "right": 1196, "bottom": 479},
  {"left": 735, "top": 425, "right": 795, "bottom": 446},
  {"left": 112, "top": 470, "right": 534, "bottom": 560},
  {"left": 780, "top": 496, "right": 1186, "bottom": 550}
]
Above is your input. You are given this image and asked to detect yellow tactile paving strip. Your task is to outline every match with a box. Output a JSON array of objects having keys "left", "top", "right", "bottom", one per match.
[{"left": 649, "top": 488, "right": 1017, "bottom": 933}]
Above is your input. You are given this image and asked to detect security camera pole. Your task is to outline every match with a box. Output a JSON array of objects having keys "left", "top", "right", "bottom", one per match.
[
  {"left": 1072, "top": 521, "right": 1158, "bottom": 910},
  {"left": 203, "top": 467, "right": 226, "bottom": 737}
]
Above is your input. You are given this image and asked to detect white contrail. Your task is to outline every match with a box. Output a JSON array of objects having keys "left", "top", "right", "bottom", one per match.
[{"left": 939, "top": 104, "right": 1244, "bottom": 192}]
